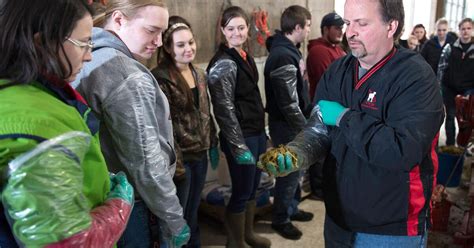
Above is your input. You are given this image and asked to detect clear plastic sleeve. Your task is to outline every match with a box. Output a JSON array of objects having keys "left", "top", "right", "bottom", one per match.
[
  {"left": 286, "top": 105, "right": 331, "bottom": 170},
  {"left": 2, "top": 131, "right": 132, "bottom": 247},
  {"left": 208, "top": 59, "right": 250, "bottom": 158},
  {"left": 269, "top": 64, "right": 307, "bottom": 131}
]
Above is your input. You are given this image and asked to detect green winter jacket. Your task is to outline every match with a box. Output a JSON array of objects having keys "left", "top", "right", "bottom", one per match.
[{"left": 0, "top": 79, "right": 110, "bottom": 245}]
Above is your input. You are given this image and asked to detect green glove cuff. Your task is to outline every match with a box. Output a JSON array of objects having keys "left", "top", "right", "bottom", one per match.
[
  {"left": 318, "top": 100, "right": 349, "bottom": 126},
  {"left": 236, "top": 150, "right": 255, "bottom": 165},
  {"left": 172, "top": 224, "right": 190, "bottom": 248},
  {"left": 107, "top": 172, "right": 134, "bottom": 204},
  {"left": 209, "top": 147, "right": 220, "bottom": 170}
]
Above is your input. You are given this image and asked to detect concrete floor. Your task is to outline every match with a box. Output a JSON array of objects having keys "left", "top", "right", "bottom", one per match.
[
  {"left": 197, "top": 121, "right": 472, "bottom": 247},
  {"left": 199, "top": 197, "right": 326, "bottom": 248}
]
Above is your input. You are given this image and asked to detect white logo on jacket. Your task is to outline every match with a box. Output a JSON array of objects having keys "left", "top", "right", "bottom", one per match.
[{"left": 367, "top": 91, "right": 377, "bottom": 103}]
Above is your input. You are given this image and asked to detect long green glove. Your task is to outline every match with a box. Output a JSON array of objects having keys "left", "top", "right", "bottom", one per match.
[
  {"left": 236, "top": 150, "right": 255, "bottom": 165},
  {"left": 107, "top": 172, "right": 134, "bottom": 204},
  {"left": 317, "top": 100, "right": 348, "bottom": 126},
  {"left": 171, "top": 224, "right": 190, "bottom": 248},
  {"left": 209, "top": 147, "right": 220, "bottom": 170}
]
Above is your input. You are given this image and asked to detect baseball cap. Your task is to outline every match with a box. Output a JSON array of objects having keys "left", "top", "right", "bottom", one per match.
[{"left": 320, "top": 12, "right": 344, "bottom": 28}]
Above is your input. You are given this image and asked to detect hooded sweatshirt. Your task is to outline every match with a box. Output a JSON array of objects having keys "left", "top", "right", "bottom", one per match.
[
  {"left": 73, "top": 28, "right": 185, "bottom": 236},
  {"left": 264, "top": 31, "right": 311, "bottom": 138},
  {"left": 306, "top": 37, "right": 346, "bottom": 102}
]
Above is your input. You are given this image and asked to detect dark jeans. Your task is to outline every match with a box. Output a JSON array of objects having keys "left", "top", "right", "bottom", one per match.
[
  {"left": 118, "top": 200, "right": 164, "bottom": 248},
  {"left": 220, "top": 132, "right": 266, "bottom": 213},
  {"left": 269, "top": 121, "right": 303, "bottom": 224},
  {"left": 324, "top": 215, "right": 427, "bottom": 248},
  {"left": 0, "top": 206, "right": 18, "bottom": 247},
  {"left": 182, "top": 155, "right": 208, "bottom": 247},
  {"left": 442, "top": 86, "right": 474, "bottom": 146}
]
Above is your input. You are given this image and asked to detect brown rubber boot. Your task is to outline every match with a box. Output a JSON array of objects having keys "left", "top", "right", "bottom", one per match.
[
  {"left": 244, "top": 200, "right": 271, "bottom": 248},
  {"left": 225, "top": 210, "right": 250, "bottom": 248}
]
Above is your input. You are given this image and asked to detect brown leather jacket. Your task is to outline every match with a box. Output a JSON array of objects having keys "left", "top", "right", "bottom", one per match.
[{"left": 152, "top": 65, "right": 218, "bottom": 179}]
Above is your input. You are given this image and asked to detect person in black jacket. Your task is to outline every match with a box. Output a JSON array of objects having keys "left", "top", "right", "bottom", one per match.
[
  {"left": 264, "top": 5, "right": 313, "bottom": 240},
  {"left": 421, "top": 18, "right": 456, "bottom": 74},
  {"left": 259, "top": 0, "right": 444, "bottom": 247},
  {"left": 207, "top": 6, "right": 270, "bottom": 248},
  {"left": 438, "top": 18, "right": 474, "bottom": 146}
]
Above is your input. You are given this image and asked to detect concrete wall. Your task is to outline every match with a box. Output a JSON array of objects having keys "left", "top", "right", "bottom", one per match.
[{"left": 165, "top": 0, "right": 335, "bottom": 63}]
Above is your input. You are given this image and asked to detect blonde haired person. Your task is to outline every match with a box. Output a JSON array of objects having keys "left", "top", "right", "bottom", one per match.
[
  {"left": 73, "top": 0, "right": 189, "bottom": 247},
  {"left": 421, "top": 17, "right": 456, "bottom": 74}
]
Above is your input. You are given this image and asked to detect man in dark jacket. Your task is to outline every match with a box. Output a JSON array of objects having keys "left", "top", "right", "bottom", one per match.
[
  {"left": 260, "top": 0, "right": 444, "bottom": 247},
  {"left": 264, "top": 5, "right": 313, "bottom": 240},
  {"left": 438, "top": 18, "right": 474, "bottom": 146}
]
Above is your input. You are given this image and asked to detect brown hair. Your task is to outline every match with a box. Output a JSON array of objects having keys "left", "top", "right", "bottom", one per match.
[
  {"left": 94, "top": 0, "right": 166, "bottom": 27},
  {"left": 281, "top": 5, "right": 311, "bottom": 35},
  {"left": 377, "top": 0, "right": 404, "bottom": 40},
  {"left": 158, "top": 16, "right": 195, "bottom": 111}
]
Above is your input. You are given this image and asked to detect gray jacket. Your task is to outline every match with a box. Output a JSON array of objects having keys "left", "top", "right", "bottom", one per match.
[{"left": 73, "top": 28, "right": 185, "bottom": 236}]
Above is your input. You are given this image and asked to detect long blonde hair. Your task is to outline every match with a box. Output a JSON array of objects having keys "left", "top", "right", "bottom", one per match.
[{"left": 93, "top": 0, "right": 166, "bottom": 27}]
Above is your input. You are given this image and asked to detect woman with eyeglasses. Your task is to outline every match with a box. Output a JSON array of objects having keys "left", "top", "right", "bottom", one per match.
[{"left": 0, "top": 0, "right": 133, "bottom": 247}]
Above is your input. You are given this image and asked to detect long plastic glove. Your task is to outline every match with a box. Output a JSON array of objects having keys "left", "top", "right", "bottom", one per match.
[
  {"left": 270, "top": 64, "right": 307, "bottom": 132},
  {"left": 170, "top": 224, "right": 190, "bottom": 248},
  {"left": 258, "top": 106, "right": 331, "bottom": 176},
  {"left": 2, "top": 132, "right": 133, "bottom": 247},
  {"left": 208, "top": 59, "right": 252, "bottom": 160},
  {"left": 209, "top": 147, "right": 220, "bottom": 170},
  {"left": 317, "top": 100, "right": 349, "bottom": 126}
]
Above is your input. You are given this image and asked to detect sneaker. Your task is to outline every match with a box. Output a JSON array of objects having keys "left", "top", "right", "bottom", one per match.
[
  {"left": 290, "top": 210, "right": 314, "bottom": 222},
  {"left": 271, "top": 222, "right": 302, "bottom": 240}
]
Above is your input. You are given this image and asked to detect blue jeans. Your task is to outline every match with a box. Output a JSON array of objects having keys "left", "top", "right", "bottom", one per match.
[
  {"left": 269, "top": 121, "right": 303, "bottom": 224},
  {"left": 118, "top": 200, "right": 164, "bottom": 248},
  {"left": 324, "top": 215, "right": 427, "bottom": 248},
  {"left": 220, "top": 132, "right": 266, "bottom": 213},
  {"left": 182, "top": 155, "right": 208, "bottom": 247}
]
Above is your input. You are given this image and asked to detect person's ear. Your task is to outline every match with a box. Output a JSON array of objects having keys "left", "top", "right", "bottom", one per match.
[
  {"left": 387, "top": 19, "right": 399, "bottom": 39},
  {"left": 110, "top": 10, "right": 128, "bottom": 31}
]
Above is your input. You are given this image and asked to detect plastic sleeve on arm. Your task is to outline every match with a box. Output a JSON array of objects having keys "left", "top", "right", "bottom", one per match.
[
  {"left": 270, "top": 64, "right": 307, "bottom": 131},
  {"left": 102, "top": 73, "right": 185, "bottom": 236},
  {"left": 208, "top": 59, "right": 250, "bottom": 157},
  {"left": 2, "top": 132, "right": 131, "bottom": 247},
  {"left": 437, "top": 44, "right": 451, "bottom": 83},
  {"left": 287, "top": 105, "right": 331, "bottom": 170}
]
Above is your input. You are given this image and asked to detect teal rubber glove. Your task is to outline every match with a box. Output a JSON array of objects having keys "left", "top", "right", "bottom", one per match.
[
  {"left": 318, "top": 100, "right": 348, "bottom": 126},
  {"left": 171, "top": 224, "right": 190, "bottom": 248},
  {"left": 257, "top": 151, "right": 294, "bottom": 176},
  {"left": 209, "top": 147, "right": 220, "bottom": 170},
  {"left": 107, "top": 172, "right": 134, "bottom": 204},
  {"left": 235, "top": 150, "right": 256, "bottom": 165}
]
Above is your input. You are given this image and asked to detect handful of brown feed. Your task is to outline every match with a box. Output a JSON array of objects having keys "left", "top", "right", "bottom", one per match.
[{"left": 257, "top": 145, "right": 298, "bottom": 175}]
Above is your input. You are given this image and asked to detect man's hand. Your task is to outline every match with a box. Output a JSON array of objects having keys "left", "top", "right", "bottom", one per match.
[{"left": 317, "top": 100, "right": 349, "bottom": 126}]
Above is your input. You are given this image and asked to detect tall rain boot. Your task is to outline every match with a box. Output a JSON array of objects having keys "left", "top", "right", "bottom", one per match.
[
  {"left": 244, "top": 200, "right": 271, "bottom": 248},
  {"left": 225, "top": 210, "right": 250, "bottom": 248}
]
